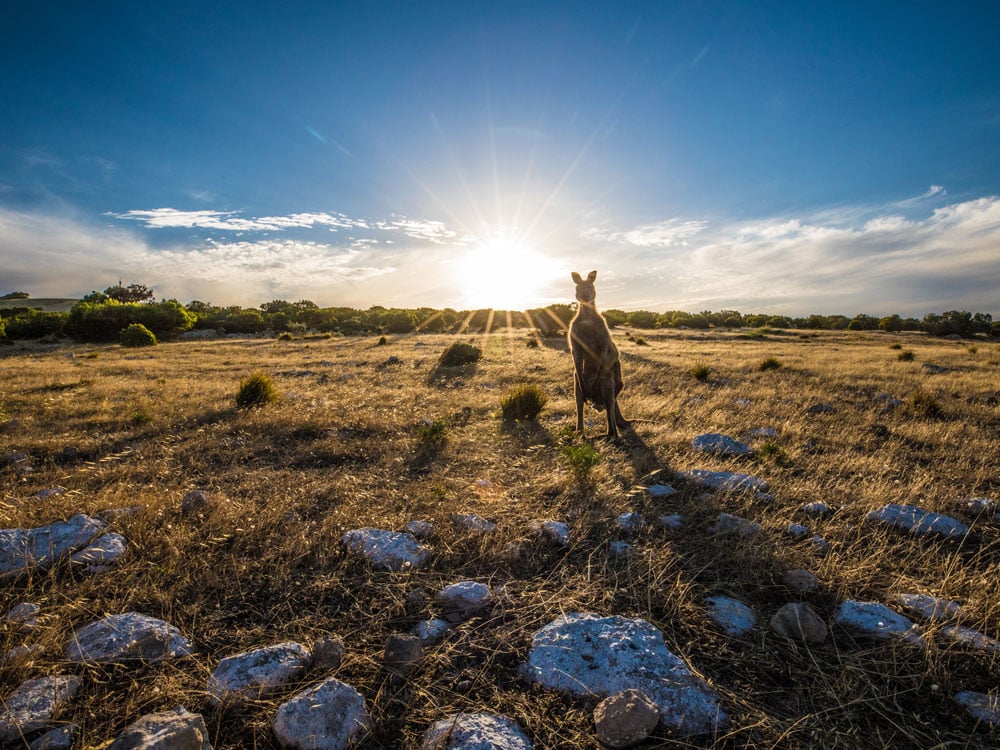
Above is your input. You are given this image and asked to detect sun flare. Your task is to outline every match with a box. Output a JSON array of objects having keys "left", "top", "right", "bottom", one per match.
[{"left": 456, "top": 232, "right": 561, "bottom": 310}]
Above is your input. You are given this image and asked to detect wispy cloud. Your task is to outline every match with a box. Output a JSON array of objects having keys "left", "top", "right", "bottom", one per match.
[
  {"left": 584, "top": 218, "right": 708, "bottom": 247},
  {"left": 110, "top": 208, "right": 367, "bottom": 231},
  {"left": 376, "top": 216, "right": 473, "bottom": 244}
]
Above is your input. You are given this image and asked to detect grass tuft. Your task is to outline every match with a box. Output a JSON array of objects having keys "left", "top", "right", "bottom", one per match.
[
  {"left": 438, "top": 341, "right": 481, "bottom": 366},
  {"left": 690, "top": 364, "right": 711, "bottom": 382},
  {"left": 758, "top": 356, "right": 783, "bottom": 371},
  {"left": 500, "top": 384, "right": 549, "bottom": 422},
  {"left": 235, "top": 370, "right": 280, "bottom": 408},
  {"left": 897, "top": 349, "right": 915, "bottom": 361}
]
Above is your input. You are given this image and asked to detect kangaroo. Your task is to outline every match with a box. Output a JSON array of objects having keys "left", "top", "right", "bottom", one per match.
[{"left": 568, "top": 270, "right": 627, "bottom": 439}]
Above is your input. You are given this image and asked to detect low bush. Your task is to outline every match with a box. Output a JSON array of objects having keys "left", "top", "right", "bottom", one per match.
[
  {"left": 439, "top": 342, "right": 481, "bottom": 367},
  {"left": 758, "top": 357, "right": 783, "bottom": 371},
  {"left": 690, "top": 364, "right": 711, "bottom": 382},
  {"left": 897, "top": 349, "right": 915, "bottom": 361},
  {"left": 236, "top": 371, "right": 280, "bottom": 409},
  {"left": 120, "top": 323, "right": 157, "bottom": 347},
  {"left": 500, "top": 384, "right": 548, "bottom": 421},
  {"left": 560, "top": 441, "right": 601, "bottom": 484}
]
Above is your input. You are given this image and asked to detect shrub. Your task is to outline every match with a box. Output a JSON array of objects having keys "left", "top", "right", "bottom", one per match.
[
  {"left": 526, "top": 335, "right": 539, "bottom": 348},
  {"left": 416, "top": 418, "right": 448, "bottom": 447},
  {"left": 120, "top": 323, "right": 157, "bottom": 347},
  {"left": 277, "top": 332, "right": 294, "bottom": 341},
  {"left": 66, "top": 300, "right": 194, "bottom": 342},
  {"left": 131, "top": 408, "right": 153, "bottom": 425},
  {"left": 758, "top": 357, "right": 783, "bottom": 371},
  {"left": 2, "top": 309, "right": 66, "bottom": 339},
  {"left": 439, "top": 342, "right": 481, "bottom": 367},
  {"left": 236, "top": 371, "right": 280, "bottom": 409},
  {"left": 560, "top": 442, "right": 601, "bottom": 484},
  {"left": 888, "top": 343, "right": 903, "bottom": 350},
  {"left": 377, "top": 335, "right": 388, "bottom": 346},
  {"left": 500, "top": 384, "right": 548, "bottom": 421},
  {"left": 633, "top": 336, "right": 648, "bottom": 346},
  {"left": 908, "top": 389, "right": 942, "bottom": 418},
  {"left": 757, "top": 442, "right": 789, "bottom": 466},
  {"left": 897, "top": 349, "right": 915, "bottom": 361},
  {"left": 690, "top": 364, "right": 711, "bottom": 382}
]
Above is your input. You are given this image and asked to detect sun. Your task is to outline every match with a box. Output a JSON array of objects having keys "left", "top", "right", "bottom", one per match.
[{"left": 456, "top": 232, "right": 561, "bottom": 310}]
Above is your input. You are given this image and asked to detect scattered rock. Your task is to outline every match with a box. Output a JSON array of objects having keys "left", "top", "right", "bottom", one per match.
[
  {"left": 421, "top": 713, "right": 531, "bottom": 749},
  {"left": 680, "top": 470, "right": 768, "bottom": 494},
  {"left": 922, "top": 363, "right": 950, "bottom": 374},
  {"left": 67, "top": 612, "right": 193, "bottom": 663},
  {"left": 108, "top": 706, "right": 211, "bottom": 749},
  {"left": 705, "top": 596, "right": 756, "bottom": 636},
  {"left": 710, "top": 513, "right": 760, "bottom": 537},
  {"left": 0, "top": 675, "right": 81, "bottom": 746},
  {"left": 893, "top": 593, "right": 963, "bottom": 622},
  {"left": 530, "top": 519, "right": 570, "bottom": 545},
  {"left": 95, "top": 506, "right": 144, "bottom": 523},
  {"left": 522, "top": 612, "right": 726, "bottom": 736},
  {"left": 37, "top": 486, "right": 66, "bottom": 500},
  {"left": 60, "top": 446, "right": 79, "bottom": 461},
  {"left": 834, "top": 601, "right": 923, "bottom": 645},
  {"left": 0, "top": 451, "right": 28, "bottom": 468},
  {"left": 3, "top": 644, "right": 44, "bottom": 666},
  {"left": 941, "top": 625, "right": 1000, "bottom": 653},
  {"left": 691, "top": 433, "right": 751, "bottom": 457},
  {"left": 180, "top": 490, "right": 212, "bottom": 514},
  {"left": 340, "top": 528, "right": 430, "bottom": 571},
  {"left": 593, "top": 689, "right": 660, "bottom": 748},
  {"left": 437, "top": 581, "right": 490, "bottom": 622},
  {"left": 452, "top": 514, "right": 497, "bottom": 533},
  {"left": 866, "top": 504, "right": 969, "bottom": 539},
  {"left": 500, "top": 542, "right": 524, "bottom": 562},
  {"left": 746, "top": 427, "right": 779, "bottom": 439},
  {"left": 955, "top": 497, "right": 995, "bottom": 515},
  {"left": 313, "top": 636, "right": 346, "bottom": 671},
  {"left": 412, "top": 618, "right": 451, "bottom": 645},
  {"left": 383, "top": 633, "right": 423, "bottom": 677},
  {"left": 616, "top": 512, "right": 643, "bottom": 534},
  {"left": 782, "top": 569, "right": 819, "bottom": 592},
  {"left": 954, "top": 691, "right": 1000, "bottom": 727},
  {"left": 1, "top": 514, "right": 107, "bottom": 577},
  {"left": 29, "top": 724, "right": 78, "bottom": 750},
  {"left": 770, "top": 603, "right": 828, "bottom": 644},
  {"left": 809, "top": 536, "right": 830, "bottom": 555},
  {"left": 658, "top": 514, "right": 683, "bottom": 530},
  {"left": 805, "top": 403, "right": 835, "bottom": 415},
  {"left": 647, "top": 484, "right": 677, "bottom": 498},
  {"left": 208, "top": 642, "right": 312, "bottom": 705},
  {"left": 609, "top": 541, "right": 634, "bottom": 557},
  {"left": 798, "top": 501, "right": 833, "bottom": 519},
  {"left": 875, "top": 394, "right": 903, "bottom": 413},
  {"left": 405, "top": 520, "right": 435, "bottom": 540},
  {"left": 70, "top": 532, "right": 127, "bottom": 565},
  {"left": 6, "top": 601, "right": 41, "bottom": 627},
  {"left": 272, "top": 677, "right": 371, "bottom": 750},
  {"left": 786, "top": 523, "right": 809, "bottom": 539}
]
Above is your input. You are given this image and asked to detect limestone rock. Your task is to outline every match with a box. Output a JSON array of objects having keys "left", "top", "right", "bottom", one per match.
[
  {"left": 691, "top": 433, "right": 751, "bottom": 457},
  {"left": 955, "top": 497, "right": 995, "bottom": 515},
  {"left": 340, "top": 528, "right": 430, "bottom": 571},
  {"left": 785, "top": 523, "right": 809, "bottom": 539},
  {"left": 530, "top": 519, "right": 570, "bottom": 545},
  {"left": 522, "top": 612, "right": 726, "bottom": 736},
  {"left": 421, "top": 713, "right": 531, "bottom": 749},
  {"left": 383, "top": 633, "right": 423, "bottom": 676},
  {"left": 0, "top": 676, "right": 81, "bottom": 746},
  {"left": 941, "top": 625, "right": 1000, "bottom": 653},
  {"left": 866, "top": 504, "right": 969, "bottom": 539},
  {"left": 609, "top": 541, "right": 634, "bottom": 556},
  {"left": 770, "top": 603, "right": 828, "bottom": 644},
  {"left": 452, "top": 514, "right": 497, "bottom": 533},
  {"left": 705, "top": 596, "right": 756, "bottom": 637},
  {"left": 1, "top": 514, "right": 106, "bottom": 577},
  {"left": 180, "top": 490, "right": 211, "bottom": 514},
  {"left": 805, "top": 403, "right": 835, "bottom": 415},
  {"left": 746, "top": 427, "right": 779, "bottom": 439},
  {"left": 680, "top": 470, "right": 768, "bottom": 494},
  {"left": 437, "top": 581, "right": 490, "bottom": 622},
  {"left": 893, "top": 593, "right": 963, "bottom": 621},
  {"left": 312, "top": 636, "right": 346, "bottom": 671},
  {"left": 67, "top": 612, "right": 193, "bottom": 663},
  {"left": 593, "top": 689, "right": 660, "bottom": 748},
  {"left": 798, "top": 501, "right": 833, "bottom": 519},
  {"left": 710, "top": 513, "right": 760, "bottom": 537},
  {"left": 405, "top": 519, "right": 435, "bottom": 540},
  {"left": 658, "top": 514, "right": 683, "bottom": 530},
  {"left": 833, "top": 601, "right": 923, "bottom": 646},
  {"left": 616, "top": 512, "right": 643, "bottom": 534},
  {"left": 37, "top": 486, "right": 66, "bottom": 500},
  {"left": 71, "top": 532, "right": 127, "bottom": 565},
  {"left": 412, "top": 618, "right": 451, "bottom": 645},
  {"left": 809, "top": 536, "right": 830, "bottom": 555},
  {"left": 647, "top": 484, "right": 677, "bottom": 498},
  {"left": 782, "top": 569, "right": 819, "bottom": 592},
  {"left": 29, "top": 724, "right": 78, "bottom": 750},
  {"left": 7, "top": 601, "right": 41, "bottom": 627},
  {"left": 272, "top": 678, "right": 370, "bottom": 750},
  {"left": 954, "top": 691, "right": 1000, "bottom": 727},
  {"left": 208, "top": 642, "right": 312, "bottom": 705},
  {"left": 108, "top": 706, "right": 211, "bottom": 749}
]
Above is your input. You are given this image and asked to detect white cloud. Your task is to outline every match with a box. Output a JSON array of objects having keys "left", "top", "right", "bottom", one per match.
[
  {"left": 378, "top": 216, "right": 472, "bottom": 245},
  {"left": 585, "top": 218, "right": 708, "bottom": 247},
  {"left": 110, "top": 208, "right": 367, "bottom": 232}
]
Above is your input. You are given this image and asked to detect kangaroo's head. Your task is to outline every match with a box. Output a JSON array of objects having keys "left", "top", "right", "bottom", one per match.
[{"left": 571, "top": 270, "right": 598, "bottom": 305}]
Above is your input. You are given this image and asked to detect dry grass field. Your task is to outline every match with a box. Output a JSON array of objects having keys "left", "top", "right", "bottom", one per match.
[{"left": 1, "top": 327, "right": 999, "bottom": 748}]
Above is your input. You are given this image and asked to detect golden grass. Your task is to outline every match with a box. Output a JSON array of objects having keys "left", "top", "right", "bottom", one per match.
[{"left": 1, "top": 329, "right": 998, "bottom": 748}]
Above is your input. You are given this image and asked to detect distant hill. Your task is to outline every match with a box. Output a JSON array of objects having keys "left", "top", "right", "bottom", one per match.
[{"left": 0, "top": 297, "right": 78, "bottom": 312}]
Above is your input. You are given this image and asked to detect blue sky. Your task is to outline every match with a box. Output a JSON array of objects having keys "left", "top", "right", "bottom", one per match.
[{"left": 2, "top": 1, "right": 999, "bottom": 315}]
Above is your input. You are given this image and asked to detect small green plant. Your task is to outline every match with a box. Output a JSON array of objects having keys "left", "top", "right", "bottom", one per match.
[
  {"left": 908, "top": 388, "right": 942, "bottom": 418},
  {"left": 277, "top": 331, "right": 294, "bottom": 341},
  {"left": 236, "top": 370, "right": 280, "bottom": 409},
  {"left": 416, "top": 418, "right": 448, "bottom": 448},
  {"left": 377, "top": 335, "right": 388, "bottom": 346},
  {"left": 560, "top": 441, "right": 601, "bottom": 484},
  {"left": 120, "top": 323, "right": 157, "bottom": 347},
  {"left": 439, "top": 341, "right": 481, "bottom": 367},
  {"left": 967, "top": 345, "right": 977, "bottom": 354},
  {"left": 130, "top": 408, "right": 153, "bottom": 425},
  {"left": 690, "top": 364, "right": 711, "bottom": 382},
  {"left": 889, "top": 343, "right": 903, "bottom": 350},
  {"left": 756, "top": 442, "right": 789, "bottom": 466},
  {"left": 758, "top": 357, "right": 782, "bottom": 371},
  {"left": 500, "top": 384, "right": 548, "bottom": 421},
  {"left": 897, "top": 349, "right": 915, "bottom": 361},
  {"left": 633, "top": 336, "right": 648, "bottom": 346}
]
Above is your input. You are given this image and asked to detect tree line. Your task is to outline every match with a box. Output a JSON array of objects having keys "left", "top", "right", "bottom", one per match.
[{"left": 0, "top": 286, "right": 997, "bottom": 342}]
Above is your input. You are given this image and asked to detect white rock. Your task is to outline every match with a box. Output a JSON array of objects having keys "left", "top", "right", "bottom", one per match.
[
  {"left": 421, "top": 713, "right": 531, "bottom": 749},
  {"left": 680, "top": 470, "right": 768, "bottom": 493},
  {"left": 866, "top": 504, "right": 969, "bottom": 539},
  {"left": 67, "top": 612, "right": 193, "bottom": 663},
  {"left": 28, "top": 724, "right": 78, "bottom": 750},
  {"left": 658, "top": 514, "right": 683, "bottom": 530},
  {"left": 746, "top": 427, "right": 778, "bottom": 439},
  {"left": 941, "top": 625, "right": 1000, "bottom": 653},
  {"left": 37, "top": 486, "right": 66, "bottom": 500},
  {"left": 893, "top": 593, "right": 963, "bottom": 621},
  {"left": 3, "top": 644, "right": 44, "bottom": 665},
  {"left": 312, "top": 636, "right": 346, "bottom": 671},
  {"left": 437, "top": 581, "right": 490, "bottom": 622},
  {"left": 1, "top": 514, "right": 106, "bottom": 577},
  {"left": 452, "top": 514, "right": 497, "bottom": 533},
  {"left": 785, "top": 523, "right": 809, "bottom": 539},
  {"left": 6, "top": 601, "right": 40, "bottom": 627},
  {"left": 405, "top": 519, "right": 435, "bottom": 540},
  {"left": 809, "top": 536, "right": 829, "bottom": 555},
  {"left": 954, "top": 691, "right": 1000, "bottom": 727},
  {"left": 340, "top": 528, "right": 430, "bottom": 571},
  {"left": 530, "top": 519, "right": 570, "bottom": 545},
  {"left": 833, "top": 601, "right": 923, "bottom": 646},
  {"left": 770, "top": 603, "right": 828, "bottom": 644},
  {"left": 0, "top": 676, "right": 81, "bottom": 746},
  {"left": 616, "top": 512, "right": 643, "bottom": 533},
  {"left": 108, "top": 706, "right": 211, "bottom": 749},
  {"left": 647, "top": 484, "right": 677, "bottom": 498},
  {"left": 412, "top": 618, "right": 451, "bottom": 645},
  {"left": 609, "top": 541, "right": 634, "bottom": 556},
  {"left": 710, "top": 513, "right": 760, "bottom": 537},
  {"left": 70, "top": 532, "right": 127, "bottom": 565},
  {"left": 798, "top": 501, "right": 833, "bottom": 518},
  {"left": 691, "top": 433, "right": 751, "bottom": 457},
  {"left": 705, "top": 596, "right": 756, "bottom": 636},
  {"left": 593, "top": 689, "right": 660, "bottom": 749},
  {"left": 955, "top": 497, "right": 995, "bottom": 514},
  {"left": 272, "top": 677, "right": 370, "bottom": 750},
  {"left": 208, "top": 642, "right": 312, "bottom": 705},
  {"left": 522, "top": 612, "right": 726, "bottom": 736}
]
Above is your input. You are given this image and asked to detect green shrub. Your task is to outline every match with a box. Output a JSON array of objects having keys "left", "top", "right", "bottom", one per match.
[
  {"left": 897, "top": 349, "right": 915, "bottom": 361},
  {"left": 560, "top": 442, "right": 601, "bottom": 484},
  {"left": 416, "top": 418, "right": 448, "bottom": 447},
  {"left": 439, "top": 342, "right": 481, "bottom": 367},
  {"left": 236, "top": 371, "right": 280, "bottom": 409},
  {"left": 633, "top": 336, "right": 648, "bottom": 346},
  {"left": 500, "top": 384, "right": 548, "bottom": 421},
  {"left": 908, "top": 389, "right": 942, "bottom": 418},
  {"left": 758, "top": 357, "right": 783, "bottom": 371},
  {"left": 888, "top": 343, "right": 903, "bottom": 350},
  {"left": 66, "top": 300, "right": 194, "bottom": 342},
  {"left": 130, "top": 408, "right": 153, "bottom": 425},
  {"left": 2, "top": 309, "right": 66, "bottom": 339},
  {"left": 377, "top": 335, "right": 388, "bottom": 346},
  {"left": 277, "top": 331, "right": 294, "bottom": 341},
  {"left": 690, "top": 364, "right": 711, "bottom": 382},
  {"left": 120, "top": 323, "right": 157, "bottom": 347},
  {"left": 756, "top": 442, "right": 789, "bottom": 466}
]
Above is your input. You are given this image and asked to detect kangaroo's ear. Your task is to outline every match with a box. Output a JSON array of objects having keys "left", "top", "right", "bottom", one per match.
[
  {"left": 571, "top": 272, "right": 582, "bottom": 283},
  {"left": 587, "top": 270, "right": 597, "bottom": 282}
]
